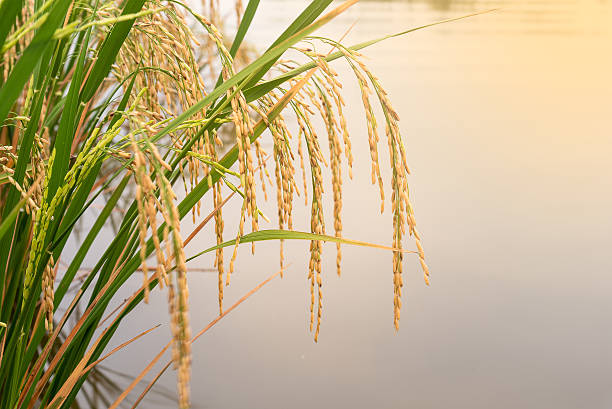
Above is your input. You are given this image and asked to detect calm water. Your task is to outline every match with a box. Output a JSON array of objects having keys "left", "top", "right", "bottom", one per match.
[{"left": 103, "top": 1, "right": 612, "bottom": 408}]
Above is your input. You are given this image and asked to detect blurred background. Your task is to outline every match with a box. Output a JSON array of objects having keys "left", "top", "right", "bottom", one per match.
[{"left": 99, "top": 1, "right": 612, "bottom": 408}]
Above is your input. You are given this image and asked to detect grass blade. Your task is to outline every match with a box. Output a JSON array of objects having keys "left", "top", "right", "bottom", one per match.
[
  {"left": 80, "top": 0, "right": 147, "bottom": 102},
  {"left": 0, "top": 0, "right": 73, "bottom": 125},
  {"left": 188, "top": 229, "right": 416, "bottom": 263}
]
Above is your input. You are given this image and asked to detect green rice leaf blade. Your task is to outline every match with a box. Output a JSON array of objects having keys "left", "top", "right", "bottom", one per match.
[
  {"left": 188, "top": 229, "right": 412, "bottom": 262},
  {"left": 0, "top": 196, "right": 29, "bottom": 242},
  {"left": 80, "top": 0, "right": 147, "bottom": 102},
  {"left": 0, "top": 0, "right": 24, "bottom": 53},
  {"left": 0, "top": 0, "right": 73, "bottom": 125}
]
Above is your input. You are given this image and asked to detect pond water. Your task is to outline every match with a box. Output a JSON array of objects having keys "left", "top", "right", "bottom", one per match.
[{"left": 103, "top": 1, "right": 612, "bottom": 408}]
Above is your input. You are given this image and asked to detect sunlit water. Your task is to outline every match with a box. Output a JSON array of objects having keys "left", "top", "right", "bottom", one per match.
[{"left": 96, "top": 1, "right": 612, "bottom": 408}]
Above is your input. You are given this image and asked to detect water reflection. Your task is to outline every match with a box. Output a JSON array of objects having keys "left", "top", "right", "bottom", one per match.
[
  {"left": 408, "top": 0, "right": 476, "bottom": 11},
  {"left": 354, "top": 0, "right": 611, "bottom": 36}
]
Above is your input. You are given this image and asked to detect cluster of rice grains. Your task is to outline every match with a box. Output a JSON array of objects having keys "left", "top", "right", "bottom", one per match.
[
  {"left": 0, "top": 0, "right": 48, "bottom": 217},
  {"left": 95, "top": 2, "right": 428, "bottom": 406},
  {"left": 1, "top": 0, "right": 63, "bottom": 338},
  {"left": 271, "top": 41, "right": 431, "bottom": 337},
  {"left": 110, "top": 2, "right": 247, "bottom": 407}
]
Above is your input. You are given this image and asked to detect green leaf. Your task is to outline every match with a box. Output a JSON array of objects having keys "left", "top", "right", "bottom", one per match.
[
  {"left": 0, "top": 0, "right": 24, "bottom": 55},
  {"left": 0, "top": 195, "right": 29, "bottom": 242},
  {"left": 0, "top": 0, "right": 73, "bottom": 126},
  {"left": 242, "top": 0, "right": 332, "bottom": 90},
  {"left": 187, "top": 229, "right": 414, "bottom": 263},
  {"left": 230, "top": 0, "right": 259, "bottom": 58},
  {"left": 213, "top": 0, "right": 260, "bottom": 89},
  {"left": 47, "top": 24, "right": 92, "bottom": 199},
  {"left": 80, "top": 0, "right": 147, "bottom": 102}
]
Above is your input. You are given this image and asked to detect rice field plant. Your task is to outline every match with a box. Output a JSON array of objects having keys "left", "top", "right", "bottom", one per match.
[{"left": 0, "top": 0, "right": 484, "bottom": 407}]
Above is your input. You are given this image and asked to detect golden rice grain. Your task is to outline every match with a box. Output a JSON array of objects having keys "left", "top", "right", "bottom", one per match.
[{"left": 42, "top": 255, "right": 56, "bottom": 332}]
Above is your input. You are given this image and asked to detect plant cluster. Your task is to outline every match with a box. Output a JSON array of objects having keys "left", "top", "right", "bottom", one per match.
[{"left": 0, "top": 0, "right": 445, "bottom": 407}]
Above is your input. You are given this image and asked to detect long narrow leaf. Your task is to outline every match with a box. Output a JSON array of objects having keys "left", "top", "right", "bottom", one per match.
[
  {"left": 187, "top": 229, "right": 416, "bottom": 263},
  {"left": 80, "top": 0, "right": 147, "bottom": 102},
  {"left": 0, "top": 0, "right": 73, "bottom": 125}
]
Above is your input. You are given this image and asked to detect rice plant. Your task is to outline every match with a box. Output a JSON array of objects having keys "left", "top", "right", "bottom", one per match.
[{"left": 0, "top": 0, "right": 484, "bottom": 407}]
